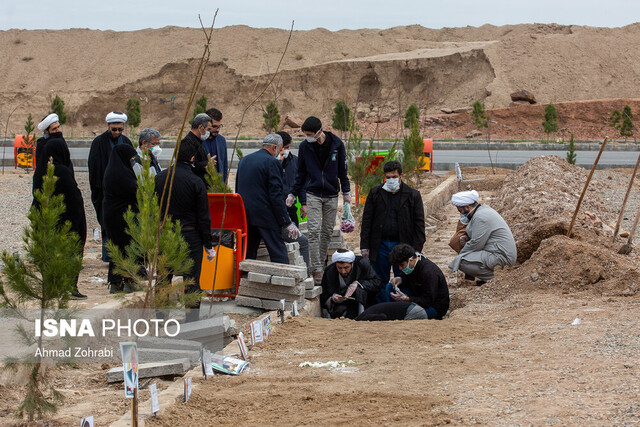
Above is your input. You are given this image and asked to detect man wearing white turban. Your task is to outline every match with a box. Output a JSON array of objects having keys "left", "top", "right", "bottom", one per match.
[
  {"left": 320, "top": 249, "right": 381, "bottom": 319},
  {"left": 449, "top": 190, "right": 517, "bottom": 284},
  {"left": 88, "top": 111, "right": 134, "bottom": 262}
]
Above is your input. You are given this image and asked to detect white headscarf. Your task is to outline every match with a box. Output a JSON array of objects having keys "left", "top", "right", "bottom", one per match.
[
  {"left": 332, "top": 250, "right": 355, "bottom": 264},
  {"left": 451, "top": 190, "right": 479, "bottom": 206},
  {"left": 37, "top": 113, "right": 59, "bottom": 132},
  {"left": 105, "top": 111, "right": 128, "bottom": 123}
]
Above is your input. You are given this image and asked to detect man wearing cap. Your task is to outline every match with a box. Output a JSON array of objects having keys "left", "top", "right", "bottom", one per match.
[
  {"left": 88, "top": 111, "right": 133, "bottom": 261},
  {"left": 236, "top": 134, "right": 301, "bottom": 264},
  {"left": 320, "top": 249, "right": 381, "bottom": 319},
  {"left": 286, "top": 116, "right": 351, "bottom": 284},
  {"left": 449, "top": 190, "right": 517, "bottom": 285},
  {"left": 182, "top": 113, "right": 215, "bottom": 184},
  {"left": 203, "top": 108, "right": 228, "bottom": 184}
]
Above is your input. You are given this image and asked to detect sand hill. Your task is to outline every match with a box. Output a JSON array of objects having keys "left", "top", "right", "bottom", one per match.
[{"left": 1, "top": 23, "right": 639, "bottom": 138}]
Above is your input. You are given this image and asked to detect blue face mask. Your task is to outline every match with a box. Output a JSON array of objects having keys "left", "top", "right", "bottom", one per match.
[{"left": 402, "top": 257, "right": 416, "bottom": 275}]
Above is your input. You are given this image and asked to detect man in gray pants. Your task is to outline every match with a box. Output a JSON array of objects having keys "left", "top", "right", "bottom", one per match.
[{"left": 287, "top": 116, "right": 351, "bottom": 284}]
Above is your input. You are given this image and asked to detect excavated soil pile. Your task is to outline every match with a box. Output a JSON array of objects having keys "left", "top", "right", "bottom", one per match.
[{"left": 489, "top": 155, "right": 640, "bottom": 296}]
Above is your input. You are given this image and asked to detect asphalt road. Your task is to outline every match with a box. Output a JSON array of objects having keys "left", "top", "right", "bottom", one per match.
[{"left": 3, "top": 146, "right": 638, "bottom": 171}]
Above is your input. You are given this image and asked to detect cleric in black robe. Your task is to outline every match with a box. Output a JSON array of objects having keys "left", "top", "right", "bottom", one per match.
[
  {"left": 32, "top": 135, "right": 87, "bottom": 299},
  {"left": 320, "top": 249, "right": 381, "bottom": 319},
  {"left": 88, "top": 112, "right": 133, "bottom": 261},
  {"left": 155, "top": 142, "right": 214, "bottom": 322},
  {"left": 32, "top": 113, "right": 74, "bottom": 201},
  {"left": 102, "top": 144, "right": 138, "bottom": 293}
]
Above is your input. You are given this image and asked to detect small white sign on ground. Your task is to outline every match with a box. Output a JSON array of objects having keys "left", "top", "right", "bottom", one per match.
[{"left": 149, "top": 383, "right": 159, "bottom": 415}]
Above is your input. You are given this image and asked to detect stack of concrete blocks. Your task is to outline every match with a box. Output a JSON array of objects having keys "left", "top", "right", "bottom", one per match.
[
  {"left": 236, "top": 259, "right": 312, "bottom": 310},
  {"left": 298, "top": 223, "right": 348, "bottom": 264},
  {"left": 256, "top": 241, "right": 307, "bottom": 269}
]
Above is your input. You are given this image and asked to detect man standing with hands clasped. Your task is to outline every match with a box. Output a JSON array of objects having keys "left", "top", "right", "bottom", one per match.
[{"left": 286, "top": 116, "right": 350, "bottom": 284}]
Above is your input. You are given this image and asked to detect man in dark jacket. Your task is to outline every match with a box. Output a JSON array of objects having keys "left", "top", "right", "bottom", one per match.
[
  {"left": 286, "top": 116, "right": 351, "bottom": 284},
  {"left": 202, "top": 108, "right": 228, "bottom": 184},
  {"left": 236, "top": 134, "right": 301, "bottom": 264},
  {"left": 88, "top": 111, "right": 133, "bottom": 261},
  {"left": 155, "top": 143, "right": 215, "bottom": 321},
  {"left": 320, "top": 249, "right": 381, "bottom": 319},
  {"left": 181, "top": 113, "right": 214, "bottom": 184},
  {"left": 360, "top": 160, "right": 425, "bottom": 287},
  {"left": 374, "top": 243, "right": 449, "bottom": 320}
]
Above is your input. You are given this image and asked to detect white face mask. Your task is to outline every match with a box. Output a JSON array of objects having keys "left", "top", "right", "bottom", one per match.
[
  {"left": 151, "top": 146, "right": 162, "bottom": 157},
  {"left": 305, "top": 130, "right": 321, "bottom": 143},
  {"left": 459, "top": 214, "right": 470, "bottom": 225},
  {"left": 283, "top": 149, "right": 290, "bottom": 158},
  {"left": 382, "top": 177, "right": 400, "bottom": 193},
  {"left": 200, "top": 130, "right": 210, "bottom": 141}
]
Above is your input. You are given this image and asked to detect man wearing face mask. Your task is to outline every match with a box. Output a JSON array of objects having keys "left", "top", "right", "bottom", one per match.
[
  {"left": 286, "top": 116, "right": 351, "bottom": 284},
  {"left": 236, "top": 134, "right": 302, "bottom": 264},
  {"left": 181, "top": 113, "right": 215, "bottom": 184},
  {"left": 88, "top": 111, "right": 134, "bottom": 262},
  {"left": 133, "top": 128, "right": 163, "bottom": 177},
  {"left": 203, "top": 108, "right": 228, "bottom": 184},
  {"left": 359, "top": 243, "right": 448, "bottom": 320},
  {"left": 360, "top": 161, "right": 425, "bottom": 290},
  {"left": 449, "top": 190, "right": 517, "bottom": 285}
]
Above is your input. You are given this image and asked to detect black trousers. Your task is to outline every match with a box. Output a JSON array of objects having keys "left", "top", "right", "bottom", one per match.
[
  {"left": 167, "top": 230, "right": 204, "bottom": 309},
  {"left": 246, "top": 224, "right": 289, "bottom": 264}
]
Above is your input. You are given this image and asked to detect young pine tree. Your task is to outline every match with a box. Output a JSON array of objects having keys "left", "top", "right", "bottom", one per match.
[
  {"left": 107, "top": 157, "right": 196, "bottom": 309},
  {"left": 262, "top": 102, "right": 280, "bottom": 133},
  {"left": 566, "top": 133, "right": 577, "bottom": 165},
  {"left": 332, "top": 100, "right": 352, "bottom": 136},
  {"left": 50, "top": 95, "right": 67, "bottom": 125},
  {"left": 190, "top": 95, "right": 207, "bottom": 124},
  {"left": 620, "top": 105, "right": 634, "bottom": 140},
  {"left": 0, "top": 163, "right": 83, "bottom": 421},
  {"left": 126, "top": 97, "right": 142, "bottom": 137},
  {"left": 472, "top": 101, "right": 488, "bottom": 133},
  {"left": 401, "top": 117, "right": 425, "bottom": 185},
  {"left": 542, "top": 103, "right": 558, "bottom": 141},
  {"left": 205, "top": 155, "right": 232, "bottom": 193},
  {"left": 404, "top": 104, "right": 419, "bottom": 129}
]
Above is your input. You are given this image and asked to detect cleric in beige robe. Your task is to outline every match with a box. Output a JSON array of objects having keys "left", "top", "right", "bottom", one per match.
[{"left": 449, "top": 190, "right": 517, "bottom": 284}]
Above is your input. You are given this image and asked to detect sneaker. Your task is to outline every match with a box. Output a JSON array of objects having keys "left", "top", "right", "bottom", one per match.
[{"left": 71, "top": 291, "right": 88, "bottom": 299}]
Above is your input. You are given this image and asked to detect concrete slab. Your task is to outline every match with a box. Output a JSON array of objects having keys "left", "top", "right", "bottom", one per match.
[
  {"left": 305, "top": 286, "right": 322, "bottom": 299},
  {"left": 270, "top": 275, "right": 297, "bottom": 286},
  {"left": 106, "top": 358, "right": 191, "bottom": 383},
  {"left": 302, "top": 277, "right": 315, "bottom": 290},
  {"left": 136, "top": 336, "right": 202, "bottom": 352},
  {"left": 198, "top": 300, "right": 262, "bottom": 316},
  {"left": 247, "top": 272, "right": 271, "bottom": 283},
  {"left": 240, "top": 278, "right": 303, "bottom": 295},
  {"left": 303, "top": 296, "right": 322, "bottom": 318},
  {"left": 238, "top": 285, "right": 303, "bottom": 301},
  {"left": 239, "top": 259, "right": 307, "bottom": 279},
  {"left": 137, "top": 348, "right": 201, "bottom": 363},
  {"left": 285, "top": 242, "right": 300, "bottom": 252},
  {"left": 236, "top": 295, "right": 305, "bottom": 311},
  {"left": 163, "top": 316, "right": 225, "bottom": 342}
]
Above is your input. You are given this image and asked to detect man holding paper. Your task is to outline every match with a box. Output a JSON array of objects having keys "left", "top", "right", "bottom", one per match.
[{"left": 320, "top": 249, "right": 381, "bottom": 319}]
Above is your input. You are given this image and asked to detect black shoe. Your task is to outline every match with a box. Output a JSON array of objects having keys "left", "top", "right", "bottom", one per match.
[
  {"left": 475, "top": 280, "right": 487, "bottom": 286},
  {"left": 123, "top": 281, "right": 135, "bottom": 293},
  {"left": 464, "top": 274, "right": 476, "bottom": 281},
  {"left": 71, "top": 291, "right": 88, "bottom": 299},
  {"left": 109, "top": 281, "right": 124, "bottom": 294}
]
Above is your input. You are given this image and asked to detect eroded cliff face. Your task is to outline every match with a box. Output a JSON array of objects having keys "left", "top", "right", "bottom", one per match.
[{"left": 0, "top": 23, "right": 638, "bottom": 137}]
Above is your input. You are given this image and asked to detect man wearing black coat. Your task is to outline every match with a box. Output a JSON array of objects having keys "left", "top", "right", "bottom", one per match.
[
  {"left": 181, "top": 113, "right": 214, "bottom": 184},
  {"left": 360, "top": 161, "right": 425, "bottom": 288},
  {"left": 155, "top": 142, "right": 215, "bottom": 321},
  {"left": 236, "top": 134, "right": 301, "bottom": 264},
  {"left": 320, "top": 249, "right": 381, "bottom": 319},
  {"left": 374, "top": 243, "right": 449, "bottom": 320},
  {"left": 88, "top": 111, "right": 133, "bottom": 261}
]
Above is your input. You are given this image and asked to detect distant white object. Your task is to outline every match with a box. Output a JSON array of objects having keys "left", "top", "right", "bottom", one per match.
[
  {"left": 80, "top": 415, "right": 94, "bottom": 426},
  {"left": 571, "top": 318, "right": 581, "bottom": 325},
  {"left": 455, "top": 162, "right": 462, "bottom": 182},
  {"left": 149, "top": 383, "right": 159, "bottom": 415}
]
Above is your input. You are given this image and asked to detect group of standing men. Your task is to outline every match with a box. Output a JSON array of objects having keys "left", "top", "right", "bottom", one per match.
[{"left": 32, "top": 108, "right": 517, "bottom": 321}]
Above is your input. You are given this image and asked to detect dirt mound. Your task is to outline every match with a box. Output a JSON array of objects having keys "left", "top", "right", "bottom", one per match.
[
  {"left": 491, "top": 155, "right": 629, "bottom": 263},
  {"left": 493, "top": 234, "right": 640, "bottom": 297}
]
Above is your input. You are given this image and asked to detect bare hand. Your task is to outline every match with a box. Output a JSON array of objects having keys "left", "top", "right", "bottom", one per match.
[
  {"left": 361, "top": 249, "right": 370, "bottom": 259},
  {"left": 301, "top": 205, "right": 307, "bottom": 219},
  {"left": 343, "top": 194, "right": 352, "bottom": 204},
  {"left": 460, "top": 235, "right": 470, "bottom": 247},
  {"left": 210, "top": 154, "right": 217, "bottom": 166},
  {"left": 331, "top": 293, "right": 346, "bottom": 304},
  {"left": 390, "top": 277, "right": 402, "bottom": 287}
]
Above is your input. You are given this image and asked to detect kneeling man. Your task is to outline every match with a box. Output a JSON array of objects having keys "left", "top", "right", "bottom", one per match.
[
  {"left": 359, "top": 243, "right": 449, "bottom": 321},
  {"left": 320, "top": 249, "right": 381, "bottom": 319},
  {"left": 449, "top": 190, "right": 517, "bottom": 285}
]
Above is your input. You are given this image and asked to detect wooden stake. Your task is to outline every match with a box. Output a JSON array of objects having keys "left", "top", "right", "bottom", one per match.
[
  {"left": 567, "top": 137, "right": 608, "bottom": 237},
  {"left": 131, "top": 388, "right": 139, "bottom": 427},
  {"left": 612, "top": 151, "right": 640, "bottom": 240},
  {"left": 619, "top": 203, "right": 640, "bottom": 254}
]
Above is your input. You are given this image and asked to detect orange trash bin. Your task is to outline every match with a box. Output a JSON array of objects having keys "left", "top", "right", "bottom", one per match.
[{"left": 14, "top": 135, "right": 35, "bottom": 170}]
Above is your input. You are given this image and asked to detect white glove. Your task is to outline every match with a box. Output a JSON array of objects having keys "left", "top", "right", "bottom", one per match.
[
  {"left": 343, "top": 193, "right": 351, "bottom": 204},
  {"left": 285, "top": 194, "right": 296, "bottom": 207},
  {"left": 286, "top": 223, "right": 301, "bottom": 239},
  {"left": 361, "top": 249, "right": 370, "bottom": 259},
  {"left": 331, "top": 293, "right": 346, "bottom": 304},
  {"left": 205, "top": 247, "right": 216, "bottom": 262}
]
